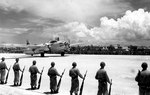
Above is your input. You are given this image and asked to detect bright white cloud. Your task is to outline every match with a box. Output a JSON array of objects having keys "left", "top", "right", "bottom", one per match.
[
  {"left": 37, "top": 9, "right": 150, "bottom": 45},
  {"left": 1, "top": 1, "right": 150, "bottom": 46}
]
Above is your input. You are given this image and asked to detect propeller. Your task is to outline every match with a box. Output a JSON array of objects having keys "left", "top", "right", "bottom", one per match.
[{"left": 64, "top": 42, "right": 70, "bottom": 48}]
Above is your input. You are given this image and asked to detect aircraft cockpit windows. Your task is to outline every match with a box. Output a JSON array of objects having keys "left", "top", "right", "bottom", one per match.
[
  {"left": 59, "top": 43, "right": 64, "bottom": 47},
  {"left": 64, "top": 42, "right": 68, "bottom": 46}
]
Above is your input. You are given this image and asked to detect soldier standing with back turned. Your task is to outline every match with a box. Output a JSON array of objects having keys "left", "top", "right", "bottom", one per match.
[
  {"left": 69, "top": 62, "right": 84, "bottom": 95},
  {"left": 135, "top": 62, "right": 150, "bottom": 95},
  {"left": 0, "top": 57, "right": 8, "bottom": 84},
  {"left": 29, "top": 60, "right": 41, "bottom": 89},
  {"left": 47, "top": 62, "right": 61, "bottom": 93},
  {"left": 13, "top": 58, "right": 22, "bottom": 86},
  {"left": 95, "top": 62, "right": 111, "bottom": 95}
]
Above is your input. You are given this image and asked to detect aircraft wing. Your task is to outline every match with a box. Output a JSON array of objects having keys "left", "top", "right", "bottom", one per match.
[{"left": 34, "top": 46, "right": 49, "bottom": 53}]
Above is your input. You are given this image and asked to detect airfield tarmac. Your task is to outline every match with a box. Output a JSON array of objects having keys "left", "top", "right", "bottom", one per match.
[{"left": 0, "top": 53, "right": 150, "bottom": 95}]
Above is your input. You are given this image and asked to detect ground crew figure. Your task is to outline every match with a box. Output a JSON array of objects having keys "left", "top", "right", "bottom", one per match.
[
  {"left": 95, "top": 62, "right": 111, "bottom": 95},
  {"left": 29, "top": 60, "right": 41, "bottom": 89},
  {"left": 69, "top": 62, "right": 84, "bottom": 95},
  {"left": 0, "top": 57, "right": 8, "bottom": 84},
  {"left": 47, "top": 62, "right": 61, "bottom": 93},
  {"left": 13, "top": 58, "right": 22, "bottom": 86},
  {"left": 135, "top": 62, "right": 150, "bottom": 95}
]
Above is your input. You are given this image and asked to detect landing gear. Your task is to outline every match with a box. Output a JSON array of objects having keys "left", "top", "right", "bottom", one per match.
[
  {"left": 61, "top": 52, "right": 65, "bottom": 56},
  {"left": 41, "top": 53, "right": 45, "bottom": 57}
]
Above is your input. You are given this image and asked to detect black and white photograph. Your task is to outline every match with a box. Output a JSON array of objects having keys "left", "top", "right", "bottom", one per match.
[{"left": 0, "top": 0, "right": 150, "bottom": 95}]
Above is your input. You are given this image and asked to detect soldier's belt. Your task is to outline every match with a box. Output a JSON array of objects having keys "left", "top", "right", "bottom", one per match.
[
  {"left": 14, "top": 69, "right": 19, "bottom": 71},
  {"left": 72, "top": 76, "right": 78, "bottom": 79},
  {"left": 50, "top": 74, "right": 56, "bottom": 76},
  {"left": 140, "top": 86, "right": 150, "bottom": 90},
  {"left": 0, "top": 68, "right": 5, "bottom": 70},
  {"left": 31, "top": 73, "right": 37, "bottom": 75}
]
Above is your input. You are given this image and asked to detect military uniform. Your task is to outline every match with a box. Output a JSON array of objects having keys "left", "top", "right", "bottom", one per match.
[
  {"left": 48, "top": 66, "right": 60, "bottom": 93},
  {"left": 135, "top": 70, "right": 150, "bottom": 95},
  {"left": 13, "top": 62, "right": 21, "bottom": 86},
  {"left": 0, "top": 60, "right": 8, "bottom": 84},
  {"left": 95, "top": 68, "right": 111, "bottom": 95},
  {"left": 69, "top": 67, "right": 83, "bottom": 95},
  {"left": 29, "top": 64, "right": 40, "bottom": 89}
]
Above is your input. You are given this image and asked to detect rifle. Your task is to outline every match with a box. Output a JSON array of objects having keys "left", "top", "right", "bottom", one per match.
[
  {"left": 5, "top": 66, "right": 11, "bottom": 84},
  {"left": 108, "top": 79, "right": 112, "bottom": 95},
  {"left": 19, "top": 66, "right": 25, "bottom": 86},
  {"left": 79, "top": 70, "right": 87, "bottom": 95},
  {"left": 37, "top": 67, "right": 44, "bottom": 89},
  {"left": 56, "top": 69, "right": 66, "bottom": 93}
]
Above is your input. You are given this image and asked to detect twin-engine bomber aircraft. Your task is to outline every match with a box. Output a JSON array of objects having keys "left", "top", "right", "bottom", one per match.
[
  {"left": 24, "top": 38, "right": 70, "bottom": 57},
  {"left": 1, "top": 37, "right": 71, "bottom": 57}
]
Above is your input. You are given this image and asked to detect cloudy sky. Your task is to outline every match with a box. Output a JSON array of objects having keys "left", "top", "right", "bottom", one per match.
[{"left": 0, "top": 0, "right": 150, "bottom": 46}]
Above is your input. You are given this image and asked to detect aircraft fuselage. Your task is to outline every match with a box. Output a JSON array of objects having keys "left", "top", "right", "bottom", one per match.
[{"left": 23, "top": 41, "right": 70, "bottom": 57}]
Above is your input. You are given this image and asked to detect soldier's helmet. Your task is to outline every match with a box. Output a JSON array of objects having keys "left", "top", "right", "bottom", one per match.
[
  {"left": 100, "top": 62, "right": 105, "bottom": 67},
  {"left": 51, "top": 62, "right": 55, "bottom": 67},
  {"left": 16, "top": 58, "right": 19, "bottom": 62},
  {"left": 33, "top": 60, "right": 36, "bottom": 65},
  {"left": 141, "top": 62, "right": 148, "bottom": 69},
  {"left": 1, "top": 57, "right": 5, "bottom": 61},
  {"left": 72, "top": 62, "right": 77, "bottom": 67}
]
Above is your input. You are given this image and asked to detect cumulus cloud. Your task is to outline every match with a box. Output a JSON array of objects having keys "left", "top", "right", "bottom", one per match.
[
  {"left": 98, "top": 9, "right": 150, "bottom": 41},
  {"left": 1, "top": 7, "right": 150, "bottom": 45},
  {"left": 37, "top": 9, "right": 150, "bottom": 45}
]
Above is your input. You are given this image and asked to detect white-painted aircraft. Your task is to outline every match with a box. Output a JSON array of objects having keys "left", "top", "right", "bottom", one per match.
[
  {"left": 1, "top": 37, "right": 71, "bottom": 57},
  {"left": 24, "top": 38, "right": 70, "bottom": 57}
]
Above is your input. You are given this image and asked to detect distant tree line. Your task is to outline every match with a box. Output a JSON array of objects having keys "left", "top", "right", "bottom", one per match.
[
  {"left": 0, "top": 45, "right": 150, "bottom": 55},
  {"left": 68, "top": 45, "right": 150, "bottom": 55}
]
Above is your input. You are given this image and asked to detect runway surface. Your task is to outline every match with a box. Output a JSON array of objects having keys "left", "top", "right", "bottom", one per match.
[{"left": 0, "top": 53, "right": 150, "bottom": 95}]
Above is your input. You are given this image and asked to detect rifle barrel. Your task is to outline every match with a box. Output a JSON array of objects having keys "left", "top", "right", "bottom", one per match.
[
  {"left": 37, "top": 67, "right": 44, "bottom": 89},
  {"left": 5, "top": 66, "right": 11, "bottom": 84},
  {"left": 108, "top": 79, "right": 112, "bottom": 95},
  {"left": 79, "top": 70, "right": 87, "bottom": 95},
  {"left": 56, "top": 69, "right": 66, "bottom": 93},
  {"left": 19, "top": 66, "right": 25, "bottom": 86}
]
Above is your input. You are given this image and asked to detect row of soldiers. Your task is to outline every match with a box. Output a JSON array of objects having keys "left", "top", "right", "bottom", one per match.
[{"left": 0, "top": 57, "right": 150, "bottom": 95}]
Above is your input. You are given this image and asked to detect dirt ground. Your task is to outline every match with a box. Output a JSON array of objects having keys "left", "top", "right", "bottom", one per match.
[{"left": 0, "top": 53, "right": 149, "bottom": 95}]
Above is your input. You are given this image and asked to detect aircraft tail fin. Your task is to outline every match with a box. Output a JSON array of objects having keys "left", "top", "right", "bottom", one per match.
[{"left": 26, "top": 40, "right": 30, "bottom": 45}]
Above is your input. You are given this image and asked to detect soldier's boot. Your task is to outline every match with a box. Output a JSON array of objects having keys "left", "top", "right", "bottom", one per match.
[
  {"left": 17, "top": 83, "right": 19, "bottom": 86},
  {"left": 51, "top": 89, "right": 54, "bottom": 93},
  {"left": 1, "top": 81, "right": 4, "bottom": 84},
  {"left": 54, "top": 90, "right": 57, "bottom": 93},
  {"left": 31, "top": 86, "right": 34, "bottom": 89},
  {"left": 14, "top": 82, "right": 18, "bottom": 86},
  {"left": 70, "top": 92, "right": 73, "bottom": 95},
  {"left": 33, "top": 86, "right": 36, "bottom": 89}
]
